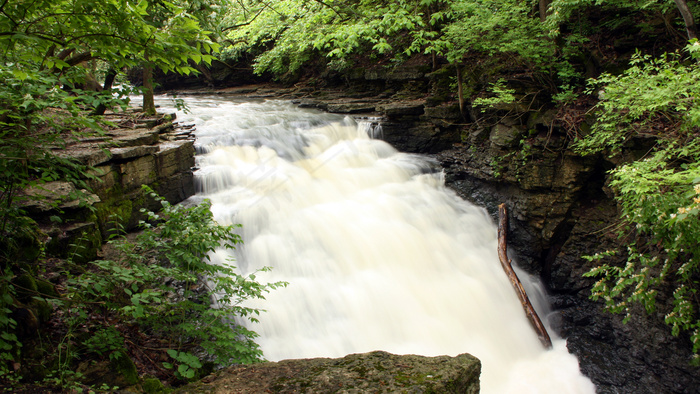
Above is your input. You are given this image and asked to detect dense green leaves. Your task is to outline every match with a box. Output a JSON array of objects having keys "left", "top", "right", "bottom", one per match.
[
  {"left": 442, "top": 0, "right": 553, "bottom": 64},
  {"left": 578, "top": 46, "right": 700, "bottom": 363},
  {"left": 576, "top": 51, "right": 700, "bottom": 154},
  {"left": 223, "top": 0, "right": 555, "bottom": 76},
  {"left": 0, "top": 0, "right": 224, "bottom": 236},
  {"left": 63, "top": 188, "right": 286, "bottom": 385}
]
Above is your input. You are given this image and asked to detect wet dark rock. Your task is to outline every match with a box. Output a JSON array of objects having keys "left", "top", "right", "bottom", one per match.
[
  {"left": 376, "top": 101, "right": 425, "bottom": 117},
  {"left": 423, "top": 103, "right": 462, "bottom": 120},
  {"left": 550, "top": 201, "right": 700, "bottom": 394},
  {"left": 437, "top": 125, "right": 700, "bottom": 393},
  {"left": 489, "top": 123, "right": 524, "bottom": 148},
  {"left": 382, "top": 121, "right": 460, "bottom": 154},
  {"left": 326, "top": 101, "right": 378, "bottom": 114},
  {"left": 437, "top": 141, "right": 597, "bottom": 272},
  {"left": 175, "top": 351, "right": 480, "bottom": 394}
]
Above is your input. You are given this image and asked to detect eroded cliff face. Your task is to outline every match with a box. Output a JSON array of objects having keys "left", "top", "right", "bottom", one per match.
[
  {"left": 22, "top": 111, "right": 196, "bottom": 263},
  {"left": 435, "top": 131, "right": 700, "bottom": 393}
]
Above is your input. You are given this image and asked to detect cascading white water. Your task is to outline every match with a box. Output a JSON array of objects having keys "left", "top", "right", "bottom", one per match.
[{"left": 156, "top": 95, "right": 595, "bottom": 394}]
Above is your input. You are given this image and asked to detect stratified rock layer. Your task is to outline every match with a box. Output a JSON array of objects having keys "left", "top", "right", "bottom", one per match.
[
  {"left": 175, "top": 351, "right": 480, "bottom": 394},
  {"left": 25, "top": 111, "right": 196, "bottom": 262}
]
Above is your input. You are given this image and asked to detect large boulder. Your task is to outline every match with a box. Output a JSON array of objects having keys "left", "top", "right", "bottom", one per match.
[{"left": 175, "top": 351, "right": 480, "bottom": 393}]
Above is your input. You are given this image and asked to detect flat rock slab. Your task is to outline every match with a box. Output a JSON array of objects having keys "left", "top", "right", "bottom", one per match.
[
  {"left": 376, "top": 101, "right": 426, "bottom": 117},
  {"left": 325, "top": 101, "right": 379, "bottom": 114},
  {"left": 110, "top": 145, "right": 160, "bottom": 161},
  {"left": 20, "top": 181, "right": 99, "bottom": 213},
  {"left": 175, "top": 351, "right": 480, "bottom": 394},
  {"left": 108, "top": 128, "right": 160, "bottom": 147},
  {"left": 54, "top": 144, "right": 111, "bottom": 167}
]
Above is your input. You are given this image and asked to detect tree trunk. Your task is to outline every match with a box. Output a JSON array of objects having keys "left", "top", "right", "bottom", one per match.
[
  {"left": 674, "top": 0, "right": 698, "bottom": 40},
  {"left": 539, "top": 0, "right": 551, "bottom": 23},
  {"left": 497, "top": 204, "right": 553, "bottom": 349},
  {"left": 142, "top": 63, "right": 156, "bottom": 116},
  {"left": 455, "top": 63, "right": 465, "bottom": 119},
  {"left": 92, "top": 68, "right": 118, "bottom": 116}
]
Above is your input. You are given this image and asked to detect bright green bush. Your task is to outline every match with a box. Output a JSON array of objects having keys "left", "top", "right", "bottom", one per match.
[
  {"left": 577, "top": 45, "right": 700, "bottom": 363},
  {"left": 66, "top": 187, "right": 287, "bottom": 382}
]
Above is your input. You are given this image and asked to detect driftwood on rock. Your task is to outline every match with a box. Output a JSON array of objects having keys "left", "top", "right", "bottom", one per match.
[{"left": 498, "top": 203, "right": 553, "bottom": 349}]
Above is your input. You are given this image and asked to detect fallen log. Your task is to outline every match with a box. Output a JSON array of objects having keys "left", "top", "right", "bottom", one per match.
[{"left": 497, "top": 203, "right": 552, "bottom": 349}]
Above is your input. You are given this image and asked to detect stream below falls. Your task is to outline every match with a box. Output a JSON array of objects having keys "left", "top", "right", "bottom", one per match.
[{"left": 155, "top": 95, "right": 596, "bottom": 394}]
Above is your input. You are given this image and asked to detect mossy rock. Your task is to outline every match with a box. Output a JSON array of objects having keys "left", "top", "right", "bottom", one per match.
[
  {"left": 78, "top": 351, "right": 139, "bottom": 388},
  {"left": 142, "top": 376, "right": 168, "bottom": 393},
  {"left": 110, "top": 351, "right": 139, "bottom": 386},
  {"left": 174, "top": 351, "right": 480, "bottom": 393},
  {"left": 1, "top": 222, "right": 43, "bottom": 265},
  {"left": 35, "top": 278, "right": 59, "bottom": 298},
  {"left": 13, "top": 274, "right": 38, "bottom": 303},
  {"left": 11, "top": 307, "right": 39, "bottom": 339},
  {"left": 44, "top": 222, "right": 102, "bottom": 263},
  {"left": 64, "top": 223, "right": 102, "bottom": 264},
  {"left": 32, "top": 299, "right": 53, "bottom": 323}
]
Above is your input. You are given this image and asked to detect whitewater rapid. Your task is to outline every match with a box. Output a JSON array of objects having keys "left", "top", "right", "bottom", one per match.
[{"left": 156, "top": 96, "right": 595, "bottom": 394}]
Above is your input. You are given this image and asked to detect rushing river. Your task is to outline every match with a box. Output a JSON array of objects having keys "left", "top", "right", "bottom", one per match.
[{"left": 154, "top": 95, "right": 595, "bottom": 394}]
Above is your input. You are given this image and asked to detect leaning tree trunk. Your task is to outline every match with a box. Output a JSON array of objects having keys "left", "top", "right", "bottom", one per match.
[
  {"left": 674, "top": 0, "right": 698, "bottom": 40},
  {"left": 497, "top": 204, "right": 552, "bottom": 349}
]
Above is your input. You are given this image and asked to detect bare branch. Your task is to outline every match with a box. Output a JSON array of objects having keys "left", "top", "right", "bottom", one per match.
[{"left": 222, "top": 5, "right": 266, "bottom": 32}]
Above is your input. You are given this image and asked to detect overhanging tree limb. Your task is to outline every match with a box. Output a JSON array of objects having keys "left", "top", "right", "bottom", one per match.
[{"left": 222, "top": 5, "right": 265, "bottom": 32}]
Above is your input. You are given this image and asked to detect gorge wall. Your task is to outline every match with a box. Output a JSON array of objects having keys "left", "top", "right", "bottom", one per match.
[{"left": 322, "top": 64, "right": 700, "bottom": 393}]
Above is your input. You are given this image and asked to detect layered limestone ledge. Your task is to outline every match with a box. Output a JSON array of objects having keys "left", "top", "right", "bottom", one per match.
[{"left": 23, "top": 111, "right": 196, "bottom": 262}]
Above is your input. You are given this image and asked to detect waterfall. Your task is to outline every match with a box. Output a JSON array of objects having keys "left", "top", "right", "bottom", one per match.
[
  {"left": 156, "top": 96, "right": 595, "bottom": 394},
  {"left": 356, "top": 116, "right": 384, "bottom": 139}
]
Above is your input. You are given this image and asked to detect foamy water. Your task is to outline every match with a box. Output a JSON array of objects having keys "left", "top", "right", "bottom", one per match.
[{"left": 156, "top": 96, "right": 595, "bottom": 394}]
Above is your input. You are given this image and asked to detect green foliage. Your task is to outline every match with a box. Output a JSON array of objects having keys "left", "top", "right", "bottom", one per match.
[
  {"left": 578, "top": 46, "right": 700, "bottom": 363},
  {"left": 0, "top": 0, "right": 219, "bottom": 73},
  {"left": 0, "top": 268, "right": 20, "bottom": 381},
  {"left": 575, "top": 50, "right": 700, "bottom": 155},
  {"left": 472, "top": 79, "right": 517, "bottom": 111},
  {"left": 0, "top": 0, "right": 266, "bottom": 388},
  {"left": 0, "top": 0, "right": 224, "bottom": 239},
  {"left": 0, "top": 67, "right": 104, "bottom": 272},
  {"left": 61, "top": 187, "right": 286, "bottom": 384},
  {"left": 223, "top": 0, "right": 433, "bottom": 76},
  {"left": 224, "top": 0, "right": 555, "bottom": 77},
  {"left": 163, "top": 349, "right": 202, "bottom": 380},
  {"left": 0, "top": 0, "right": 221, "bottom": 121},
  {"left": 441, "top": 0, "right": 553, "bottom": 64},
  {"left": 545, "top": 0, "right": 679, "bottom": 37}
]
